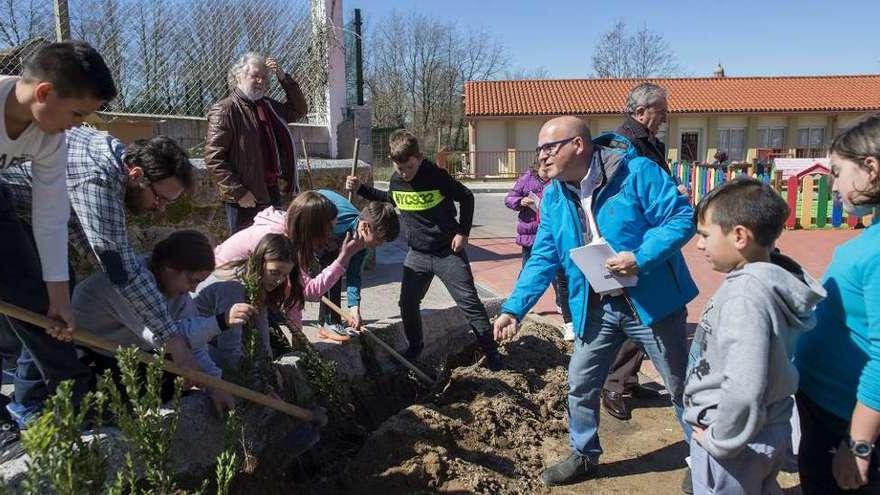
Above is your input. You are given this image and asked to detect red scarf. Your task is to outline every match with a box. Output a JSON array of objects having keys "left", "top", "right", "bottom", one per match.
[{"left": 254, "top": 98, "right": 295, "bottom": 191}]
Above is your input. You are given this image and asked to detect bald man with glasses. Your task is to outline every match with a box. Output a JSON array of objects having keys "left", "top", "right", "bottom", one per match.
[{"left": 495, "top": 116, "right": 697, "bottom": 487}]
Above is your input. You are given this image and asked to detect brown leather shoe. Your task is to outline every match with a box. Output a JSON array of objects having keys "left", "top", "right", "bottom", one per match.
[
  {"left": 600, "top": 389, "right": 631, "bottom": 420},
  {"left": 629, "top": 385, "right": 663, "bottom": 400}
]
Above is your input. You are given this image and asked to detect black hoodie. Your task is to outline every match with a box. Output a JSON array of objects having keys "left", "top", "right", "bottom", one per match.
[{"left": 357, "top": 159, "right": 474, "bottom": 255}]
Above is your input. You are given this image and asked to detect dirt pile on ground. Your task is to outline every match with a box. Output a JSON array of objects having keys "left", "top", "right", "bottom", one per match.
[{"left": 306, "top": 320, "right": 570, "bottom": 494}]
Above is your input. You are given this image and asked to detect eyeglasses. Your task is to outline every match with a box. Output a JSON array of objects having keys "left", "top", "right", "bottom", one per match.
[{"left": 535, "top": 136, "right": 578, "bottom": 157}]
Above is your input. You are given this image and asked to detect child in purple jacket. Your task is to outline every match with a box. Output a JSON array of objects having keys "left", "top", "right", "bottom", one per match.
[{"left": 505, "top": 166, "right": 574, "bottom": 340}]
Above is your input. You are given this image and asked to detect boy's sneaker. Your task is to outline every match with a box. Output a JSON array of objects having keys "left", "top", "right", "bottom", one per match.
[
  {"left": 563, "top": 322, "right": 575, "bottom": 342},
  {"left": 317, "top": 323, "right": 352, "bottom": 343},
  {"left": 539, "top": 451, "right": 595, "bottom": 486},
  {"left": 0, "top": 421, "right": 24, "bottom": 463}
]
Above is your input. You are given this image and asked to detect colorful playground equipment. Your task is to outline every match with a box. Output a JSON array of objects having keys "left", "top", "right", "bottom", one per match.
[{"left": 670, "top": 161, "right": 876, "bottom": 230}]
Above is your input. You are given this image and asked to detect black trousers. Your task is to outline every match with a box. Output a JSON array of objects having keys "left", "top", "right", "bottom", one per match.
[
  {"left": 0, "top": 185, "right": 91, "bottom": 420},
  {"left": 796, "top": 391, "right": 880, "bottom": 494},
  {"left": 223, "top": 184, "right": 282, "bottom": 234},
  {"left": 399, "top": 249, "right": 494, "bottom": 351}
]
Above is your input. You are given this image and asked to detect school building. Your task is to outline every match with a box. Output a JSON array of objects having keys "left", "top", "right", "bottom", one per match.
[{"left": 462, "top": 71, "right": 880, "bottom": 178}]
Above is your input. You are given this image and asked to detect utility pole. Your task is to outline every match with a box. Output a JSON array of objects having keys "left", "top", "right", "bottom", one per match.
[
  {"left": 354, "top": 8, "right": 364, "bottom": 106},
  {"left": 54, "top": 0, "right": 71, "bottom": 41}
]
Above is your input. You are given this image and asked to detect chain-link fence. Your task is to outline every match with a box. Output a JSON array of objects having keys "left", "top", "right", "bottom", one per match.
[{"left": 0, "top": 0, "right": 331, "bottom": 123}]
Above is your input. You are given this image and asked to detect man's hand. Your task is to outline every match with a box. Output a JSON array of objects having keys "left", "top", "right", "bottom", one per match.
[
  {"left": 345, "top": 175, "right": 360, "bottom": 192},
  {"left": 210, "top": 389, "right": 236, "bottom": 416},
  {"left": 237, "top": 190, "right": 257, "bottom": 208},
  {"left": 45, "top": 281, "right": 74, "bottom": 341},
  {"left": 227, "top": 303, "right": 257, "bottom": 327},
  {"left": 164, "top": 334, "right": 201, "bottom": 389},
  {"left": 606, "top": 251, "right": 639, "bottom": 277},
  {"left": 493, "top": 313, "right": 519, "bottom": 341},
  {"left": 451, "top": 234, "right": 468, "bottom": 253},
  {"left": 265, "top": 57, "right": 285, "bottom": 81},
  {"left": 833, "top": 440, "right": 871, "bottom": 490},
  {"left": 691, "top": 425, "right": 706, "bottom": 446},
  {"left": 348, "top": 305, "right": 362, "bottom": 331}
]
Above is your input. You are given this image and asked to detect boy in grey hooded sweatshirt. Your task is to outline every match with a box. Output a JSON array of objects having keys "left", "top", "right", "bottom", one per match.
[{"left": 684, "top": 178, "right": 826, "bottom": 494}]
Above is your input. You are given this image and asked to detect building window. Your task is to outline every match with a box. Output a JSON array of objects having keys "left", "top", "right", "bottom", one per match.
[
  {"left": 717, "top": 128, "right": 746, "bottom": 161},
  {"left": 797, "top": 127, "right": 825, "bottom": 148},
  {"left": 757, "top": 127, "right": 785, "bottom": 149}
]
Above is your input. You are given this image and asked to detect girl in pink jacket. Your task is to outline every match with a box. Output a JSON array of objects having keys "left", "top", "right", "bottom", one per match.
[{"left": 209, "top": 192, "right": 364, "bottom": 339}]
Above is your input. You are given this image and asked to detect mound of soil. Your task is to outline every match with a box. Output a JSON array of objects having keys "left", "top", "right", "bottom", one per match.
[
  {"left": 299, "top": 320, "right": 802, "bottom": 494},
  {"left": 305, "top": 321, "right": 569, "bottom": 494}
]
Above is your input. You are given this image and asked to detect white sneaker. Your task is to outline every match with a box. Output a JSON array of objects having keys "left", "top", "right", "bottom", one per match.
[{"left": 563, "top": 322, "right": 575, "bottom": 342}]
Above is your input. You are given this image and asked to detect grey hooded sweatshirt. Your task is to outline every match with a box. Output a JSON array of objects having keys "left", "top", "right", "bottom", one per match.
[{"left": 683, "top": 252, "right": 826, "bottom": 459}]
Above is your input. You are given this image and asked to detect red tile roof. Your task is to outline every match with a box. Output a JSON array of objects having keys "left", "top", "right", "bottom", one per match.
[{"left": 464, "top": 75, "right": 880, "bottom": 117}]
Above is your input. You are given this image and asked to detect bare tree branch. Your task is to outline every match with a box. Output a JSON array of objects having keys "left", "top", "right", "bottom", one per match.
[
  {"left": 365, "top": 10, "right": 508, "bottom": 150},
  {"left": 503, "top": 66, "right": 550, "bottom": 80},
  {"left": 591, "top": 20, "right": 679, "bottom": 78}
]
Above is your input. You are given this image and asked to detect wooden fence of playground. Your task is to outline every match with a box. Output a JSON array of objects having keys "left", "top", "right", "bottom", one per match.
[{"left": 670, "top": 161, "right": 877, "bottom": 230}]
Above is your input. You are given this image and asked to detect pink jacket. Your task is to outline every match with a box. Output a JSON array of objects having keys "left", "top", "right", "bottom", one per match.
[
  {"left": 214, "top": 206, "right": 346, "bottom": 329},
  {"left": 214, "top": 207, "right": 286, "bottom": 266}
]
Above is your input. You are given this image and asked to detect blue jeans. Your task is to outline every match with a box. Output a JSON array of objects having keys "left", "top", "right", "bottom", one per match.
[{"left": 568, "top": 295, "right": 689, "bottom": 460}]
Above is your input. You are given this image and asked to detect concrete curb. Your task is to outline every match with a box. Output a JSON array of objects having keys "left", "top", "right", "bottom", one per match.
[{"left": 311, "top": 297, "right": 505, "bottom": 380}]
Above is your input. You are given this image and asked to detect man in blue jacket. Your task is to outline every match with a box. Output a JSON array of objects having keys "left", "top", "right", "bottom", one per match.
[{"left": 494, "top": 116, "right": 698, "bottom": 486}]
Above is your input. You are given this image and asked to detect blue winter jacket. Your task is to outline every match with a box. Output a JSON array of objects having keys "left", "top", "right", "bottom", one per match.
[
  {"left": 501, "top": 134, "right": 698, "bottom": 335},
  {"left": 318, "top": 189, "right": 365, "bottom": 307}
]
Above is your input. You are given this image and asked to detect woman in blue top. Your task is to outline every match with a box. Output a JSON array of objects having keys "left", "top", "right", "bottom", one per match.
[{"left": 795, "top": 113, "right": 880, "bottom": 494}]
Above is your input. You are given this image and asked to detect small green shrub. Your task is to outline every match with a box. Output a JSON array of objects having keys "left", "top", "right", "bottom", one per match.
[{"left": 19, "top": 346, "right": 244, "bottom": 494}]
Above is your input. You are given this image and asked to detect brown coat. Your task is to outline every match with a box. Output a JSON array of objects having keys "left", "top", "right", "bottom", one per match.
[{"left": 204, "top": 75, "right": 307, "bottom": 204}]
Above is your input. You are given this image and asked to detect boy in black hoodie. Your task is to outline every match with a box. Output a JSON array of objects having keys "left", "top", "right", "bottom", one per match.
[{"left": 345, "top": 130, "right": 502, "bottom": 370}]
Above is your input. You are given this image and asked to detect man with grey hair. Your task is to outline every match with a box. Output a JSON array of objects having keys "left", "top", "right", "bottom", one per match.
[
  {"left": 600, "top": 81, "right": 675, "bottom": 423},
  {"left": 205, "top": 52, "right": 307, "bottom": 233},
  {"left": 616, "top": 82, "right": 669, "bottom": 170}
]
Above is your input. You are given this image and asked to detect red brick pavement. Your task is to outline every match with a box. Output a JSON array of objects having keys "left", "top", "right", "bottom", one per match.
[{"left": 469, "top": 228, "right": 858, "bottom": 324}]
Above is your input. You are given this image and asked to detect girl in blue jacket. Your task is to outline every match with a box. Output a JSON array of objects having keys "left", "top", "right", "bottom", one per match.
[{"left": 795, "top": 114, "right": 880, "bottom": 494}]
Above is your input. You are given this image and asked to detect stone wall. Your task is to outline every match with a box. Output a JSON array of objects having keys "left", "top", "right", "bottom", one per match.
[{"left": 126, "top": 159, "right": 373, "bottom": 255}]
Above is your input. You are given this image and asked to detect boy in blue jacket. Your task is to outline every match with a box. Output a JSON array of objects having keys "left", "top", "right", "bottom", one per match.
[{"left": 494, "top": 116, "right": 698, "bottom": 486}]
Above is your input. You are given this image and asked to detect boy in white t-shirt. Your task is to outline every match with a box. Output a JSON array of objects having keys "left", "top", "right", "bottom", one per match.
[{"left": 0, "top": 41, "right": 115, "bottom": 457}]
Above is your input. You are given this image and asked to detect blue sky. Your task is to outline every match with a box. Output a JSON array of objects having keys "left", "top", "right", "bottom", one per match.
[{"left": 345, "top": 0, "right": 880, "bottom": 78}]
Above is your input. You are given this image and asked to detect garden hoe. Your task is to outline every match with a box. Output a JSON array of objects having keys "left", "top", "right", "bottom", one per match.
[
  {"left": 0, "top": 300, "right": 328, "bottom": 426},
  {"left": 347, "top": 137, "right": 360, "bottom": 202},
  {"left": 319, "top": 296, "right": 436, "bottom": 386},
  {"left": 300, "top": 138, "right": 315, "bottom": 190}
]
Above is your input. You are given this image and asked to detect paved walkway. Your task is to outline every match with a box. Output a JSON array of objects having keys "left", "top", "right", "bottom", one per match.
[{"left": 470, "top": 228, "right": 857, "bottom": 324}]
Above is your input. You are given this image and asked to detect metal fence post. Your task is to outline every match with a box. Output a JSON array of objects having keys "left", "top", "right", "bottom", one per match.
[{"left": 54, "top": 0, "right": 71, "bottom": 41}]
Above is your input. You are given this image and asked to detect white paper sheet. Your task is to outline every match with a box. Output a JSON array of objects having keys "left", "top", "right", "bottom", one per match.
[
  {"left": 569, "top": 238, "right": 638, "bottom": 294},
  {"left": 527, "top": 191, "right": 540, "bottom": 212}
]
